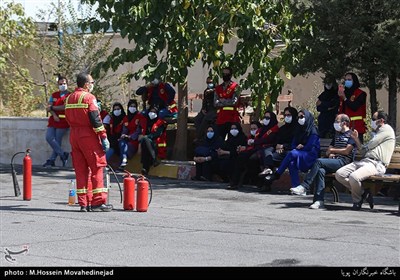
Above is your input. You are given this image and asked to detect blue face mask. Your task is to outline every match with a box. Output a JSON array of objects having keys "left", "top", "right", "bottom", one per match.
[
  {"left": 344, "top": 80, "right": 353, "bottom": 88},
  {"left": 207, "top": 132, "right": 214, "bottom": 139},
  {"left": 207, "top": 83, "right": 214, "bottom": 89}
]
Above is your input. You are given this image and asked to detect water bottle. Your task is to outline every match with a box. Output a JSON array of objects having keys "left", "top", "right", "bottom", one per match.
[{"left": 68, "top": 180, "right": 76, "bottom": 205}]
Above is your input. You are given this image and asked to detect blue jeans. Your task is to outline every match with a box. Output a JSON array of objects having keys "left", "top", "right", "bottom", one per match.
[
  {"left": 119, "top": 140, "right": 138, "bottom": 162},
  {"left": 45, "top": 127, "right": 68, "bottom": 161},
  {"left": 301, "top": 158, "right": 346, "bottom": 202}
]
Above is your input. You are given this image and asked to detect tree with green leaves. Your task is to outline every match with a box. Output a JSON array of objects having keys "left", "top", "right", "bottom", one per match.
[
  {"left": 0, "top": 1, "right": 38, "bottom": 116},
  {"left": 0, "top": 0, "right": 119, "bottom": 116},
  {"left": 288, "top": 0, "right": 399, "bottom": 131},
  {"left": 82, "top": 0, "right": 312, "bottom": 160}
]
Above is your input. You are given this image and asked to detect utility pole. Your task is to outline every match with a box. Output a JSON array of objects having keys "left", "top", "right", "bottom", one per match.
[{"left": 57, "top": 0, "right": 63, "bottom": 70}]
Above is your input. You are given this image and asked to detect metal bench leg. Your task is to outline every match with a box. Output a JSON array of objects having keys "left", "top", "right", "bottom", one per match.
[{"left": 328, "top": 185, "right": 339, "bottom": 203}]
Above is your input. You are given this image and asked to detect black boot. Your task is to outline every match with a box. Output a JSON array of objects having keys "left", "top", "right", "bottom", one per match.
[{"left": 265, "top": 171, "right": 280, "bottom": 183}]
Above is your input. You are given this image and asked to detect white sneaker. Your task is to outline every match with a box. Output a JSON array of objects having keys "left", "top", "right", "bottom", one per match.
[
  {"left": 120, "top": 158, "right": 128, "bottom": 167},
  {"left": 290, "top": 185, "right": 306, "bottom": 196},
  {"left": 309, "top": 201, "right": 325, "bottom": 209}
]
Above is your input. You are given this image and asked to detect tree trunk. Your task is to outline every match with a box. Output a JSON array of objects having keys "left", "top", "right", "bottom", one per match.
[
  {"left": 388, "top": 69, "right": 398, "bottom": 132},
  {"left": 368, "top": 76, "right": 378, "bottom": 115},
  {"left": 172, "top": 82, "right": 188, "bottom": 160}
]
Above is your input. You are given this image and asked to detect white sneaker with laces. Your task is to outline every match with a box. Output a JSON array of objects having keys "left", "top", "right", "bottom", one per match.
[
  {"left": 290, "top": 185, "right": 306, "bottom": 196},
  {"left": 309, "top": 201, "right": 325, "bottom": 209}
]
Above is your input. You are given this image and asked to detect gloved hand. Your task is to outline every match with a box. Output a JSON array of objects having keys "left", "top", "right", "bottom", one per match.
[{"left": 101, "top": 138, "right": 110, "bottom": 152}]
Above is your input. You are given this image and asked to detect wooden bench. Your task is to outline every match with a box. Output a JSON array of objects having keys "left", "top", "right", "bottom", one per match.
[{"left": 326, "top": 147, "right": 400, "bottom": 211}]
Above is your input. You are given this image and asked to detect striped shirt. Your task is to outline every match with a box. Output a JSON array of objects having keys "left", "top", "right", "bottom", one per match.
[{"left": 330, "top": 129, "right": 356, "bottom": 164}]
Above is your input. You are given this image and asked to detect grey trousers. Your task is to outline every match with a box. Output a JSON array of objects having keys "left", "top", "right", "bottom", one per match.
[{"left": 335, "top": 158, "right": 386, "bottom": 203}]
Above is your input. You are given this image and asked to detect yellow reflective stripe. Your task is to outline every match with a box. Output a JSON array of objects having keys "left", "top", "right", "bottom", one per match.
[
  {"left": 169, "top": 104, "right": 177, "bottom": 108},
  {"left": 158, "top": 143, "right": 167, "bottom": 147},
  {"left": 65, "top": 92, "right": 89, "bottom": 109},
  {"left": 78, "top": 92, "right": 87, "bottom": 104},
  {"left": 93, "top": 125, "right": 105, "bottom": 133},
  {"left": 92, "top": 188, "right": 108, "bottom": 194},
  {"left": 350, "top": 116, "right": 362, "bottom": 121},
  {"left": 58, "top": 114, "right": 65, "bottom": 118},
  {"left": 76, "top": 189, "right": 87, "bottom": 194},
  {"left": 65, "top": 103, "right": 88, "bottom": 109},
  {"left": 222, "top": 106, "right": 234, "bottom": 110}
]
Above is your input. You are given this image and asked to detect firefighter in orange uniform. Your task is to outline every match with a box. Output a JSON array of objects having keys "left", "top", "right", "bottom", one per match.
[
  {"left": 338, "top": 72, "right": 367, "bottom": 143},
  {"left": 65, "top": 72, "right": 112, "bottom": 212},
  {"left": 214, "top": 67, "right": 241, "bottom": 140}
]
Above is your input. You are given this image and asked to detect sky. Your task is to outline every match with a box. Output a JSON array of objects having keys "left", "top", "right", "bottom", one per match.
[{"left": 12, "top": 0, "right": 85, "bottom": 20}]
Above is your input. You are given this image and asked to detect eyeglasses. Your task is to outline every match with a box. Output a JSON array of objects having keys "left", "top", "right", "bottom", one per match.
[{"left": 298, "top": 115, "right": 305, "bottom": 119}]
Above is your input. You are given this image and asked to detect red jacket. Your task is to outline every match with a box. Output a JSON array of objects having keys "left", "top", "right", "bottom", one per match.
[
  {"left": 150, "top": 118, "right": 168, "bottom": 159},
  {"left": 48, "top": 91, "right": 70, "bottom": 129},
  {"left": 339, "top": 88, "right": 366, "bottom": 134},
  {"left": 215, "top": 82, "right": 240, "bottom": 124},
  {"left": 147, "top": 83, "right": 178, "bottom": 113}
]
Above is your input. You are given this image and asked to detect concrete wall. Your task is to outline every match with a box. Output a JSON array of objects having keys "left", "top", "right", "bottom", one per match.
[{"left": 0, "top": 117, "right": 71, "bottom": 167}]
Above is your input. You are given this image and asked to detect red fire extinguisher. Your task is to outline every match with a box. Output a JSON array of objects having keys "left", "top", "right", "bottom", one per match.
[
  {"left": 23, "top": 149, "right": 32, "bottom": 201},
  {"left": 136, "top": 176, "right": 152, "bottom": 212},
  {"left": 123, "top": 172, "right": 136, "bottom": 210}
]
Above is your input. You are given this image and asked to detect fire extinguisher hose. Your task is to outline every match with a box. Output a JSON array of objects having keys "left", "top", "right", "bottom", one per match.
[
  {"left": 106, "top": 164, "right": 123, "bottom": 203},
  {"left": 10, "top": 151, "right": 25, "bottom": 197}
]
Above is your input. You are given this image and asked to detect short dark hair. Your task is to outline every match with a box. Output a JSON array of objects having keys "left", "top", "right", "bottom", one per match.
[
  {"left": 222, "top": 67, "right": 233, "bottom": 74},
  {"left": 376, "top": 110, "right": 388, "bottom": 123},
  {"left": 58, "top": 75, "right": 68, "bottom": 83},
  {"left": 339, "top": 114, "right": 350, "bottom": 124},
  {"left": 76, "top": 72, "right": 89, "bottom": 88}
]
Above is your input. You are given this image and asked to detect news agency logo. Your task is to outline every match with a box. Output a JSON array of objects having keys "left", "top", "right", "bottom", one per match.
[{"left": 4, "top": 245, "right": 29, "bottom": 263}]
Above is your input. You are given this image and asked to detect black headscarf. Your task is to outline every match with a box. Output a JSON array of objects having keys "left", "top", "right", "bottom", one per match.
[
  {"left": 225, "top": 122, "right": 247, "bottom": 149},
  {"left": 110, "top": 102, "right": 126, "bottom": 131},
  {"left": 259, "top": 110, "right": 278, "bottom": 136},
  {"left": 344, "top": 72, "right": 361, "bottom": 96},
  {"left": 127, "top": 99, "right": 139, "bottom": 122},
  {"left": 195, "top": 124, "right": 223, "bottom": 157},
  {"left": 294, "top": 109, "right": 318, "bottom": 145}
]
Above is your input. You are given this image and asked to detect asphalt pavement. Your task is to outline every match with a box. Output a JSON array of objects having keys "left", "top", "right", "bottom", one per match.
[{"left": 0, "top": 164, "right": 399, "bottom": 268}]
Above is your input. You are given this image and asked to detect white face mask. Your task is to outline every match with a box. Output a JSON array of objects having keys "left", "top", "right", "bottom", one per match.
[
  {"left": 152, "top": 78, "right": 159, "bottom": 85},
  {"left": 263, "top": 118, "right": 270, "bottom": 126},
  {"left": 113, "top": 109, "right": 122, "bottom": 117},
  {"left": 230, "top": 129, "right": 239, "bottom": 137},
  {"left": 128, "top": 106, "right": 137, "bottom": 114},
  {"left": 371, "top": 120, "right": 378, "bottom": 131},
  {"left": 333, "top": 122, "right": 342, "bottom": 132},
  {"left": 149, "top": 112, "right": 157, "bottom": 120},
  {"left": 88, "top": 83, "right": 94, "bottom": 93},
  {"left": 59, "top": 85, "right": 67, "bottom": 91},
  {"left": 284, "top": 116, "right": 292, "bottom": 123},
  {"left": 250, "top": 129, "right": 257, "bottom": 136},
  {"left": 298, "top": 118, "right": 306, "bottom": 126}
]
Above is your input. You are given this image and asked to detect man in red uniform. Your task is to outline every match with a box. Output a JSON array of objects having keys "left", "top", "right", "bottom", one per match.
[
  {"left": 338, "top": 72, "right": 367, "bottom": 143},
  {"left": 43, "top": 76, "right": 70, "bottom": 167},
  {"left": 214, "top": 67, "right": 241, "bottom": 140},
  {"left": 65, "top": 72, "right": 112, "bottom": 212}
]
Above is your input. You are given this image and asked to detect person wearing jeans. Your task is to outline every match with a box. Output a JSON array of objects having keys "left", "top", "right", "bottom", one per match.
[{"left": 291, "top": 114, "right": 355, "bottom": 209}]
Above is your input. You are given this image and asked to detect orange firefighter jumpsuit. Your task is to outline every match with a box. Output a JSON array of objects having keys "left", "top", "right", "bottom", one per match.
[{"left": 65, "top": 88, "right": 108, "bottom": 208}]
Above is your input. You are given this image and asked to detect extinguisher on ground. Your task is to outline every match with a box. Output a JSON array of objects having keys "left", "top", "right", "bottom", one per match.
[
  {"left": 23, "top": 149, "right": 32, "bottom": 201},
  {"left": 123, "top": 171, "right": 136, "bottom": 211},
  {"left": 136, "top": 176, "right": 152, "bottom": 212}
]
